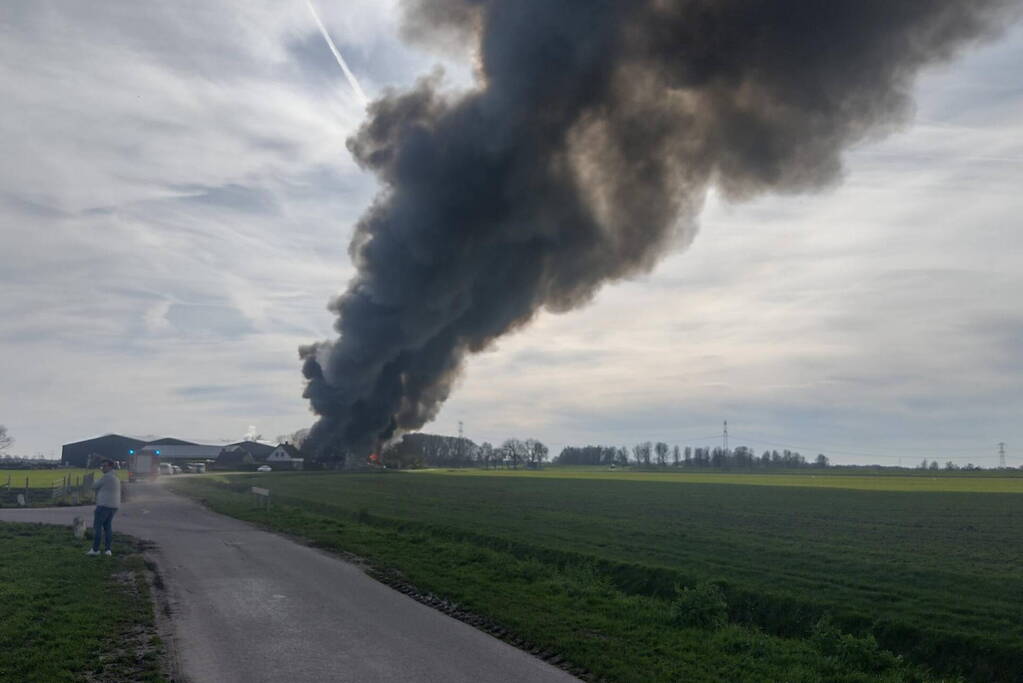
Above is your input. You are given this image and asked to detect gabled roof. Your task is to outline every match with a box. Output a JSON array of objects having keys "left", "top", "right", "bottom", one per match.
[
  {"left": 62, "top": 434, "right": 147, "bottom": 449},
  {"left": 215, "top": 448, "right": 256, "bottom": 465},
  {"left": 273, "top": 443, "right": 301, "bottom": 458},
  {"left": 144, "top": 437, "right": 199, "bottom": 446},
  {"left": 224, "top": 440, "right": 276, "bottom": 458}
]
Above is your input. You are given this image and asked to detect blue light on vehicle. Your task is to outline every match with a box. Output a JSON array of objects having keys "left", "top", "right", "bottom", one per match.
[
  {"left": 155, "top": 449, "right": 161, "bottom": 455},
  {"left": 129, "top": 449, "right": 135, "bottom": 455}
]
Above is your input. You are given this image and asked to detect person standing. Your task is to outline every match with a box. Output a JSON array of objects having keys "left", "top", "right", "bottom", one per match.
[{"left": 87, "top": 459, "right": 121, "bottom": 556}]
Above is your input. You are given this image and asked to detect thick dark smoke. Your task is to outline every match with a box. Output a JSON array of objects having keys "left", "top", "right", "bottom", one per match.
[{"left": 300, "top": 0, "right": 1016, "bottom": 461}]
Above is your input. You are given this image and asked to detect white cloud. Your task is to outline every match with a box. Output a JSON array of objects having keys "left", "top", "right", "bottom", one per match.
[{"left": 0, "top": 0, "right": 396, "bottom": 454}]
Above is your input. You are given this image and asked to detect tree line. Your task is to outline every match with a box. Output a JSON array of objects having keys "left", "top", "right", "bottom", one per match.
[
  {"left": 917, "top": 459, "right": 985, "bottom": 471},
  {"left": 374, "top": 434, "right": 828, "bottom": 470},
  {"left": 555, "top": 443, "right": 829, "bottom": 469},
  {"left": 283, "top": 426, "right": 1010, "bottom": 472},
  {"left": 380, "top": 433, "right": 550, "bottom": 469}
]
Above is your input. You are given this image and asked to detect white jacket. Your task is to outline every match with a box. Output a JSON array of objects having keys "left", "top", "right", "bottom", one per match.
[{"left": 92, "top": 471, "right": 121, "bottom": 508}]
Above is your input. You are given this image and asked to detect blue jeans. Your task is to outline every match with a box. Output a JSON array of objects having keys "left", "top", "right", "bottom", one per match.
[{"left": 92, "top": 506, "right": 117, "bottom": 552}]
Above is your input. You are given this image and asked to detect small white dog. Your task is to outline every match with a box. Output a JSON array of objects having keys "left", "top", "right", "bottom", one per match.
[{"left": 72, "top": 516, "right": 86, "bottom": 539}]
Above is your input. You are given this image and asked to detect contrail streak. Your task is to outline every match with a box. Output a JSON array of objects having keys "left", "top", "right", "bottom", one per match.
[{"left": 305, "top": 0, "right": 368, "bottom": 108}]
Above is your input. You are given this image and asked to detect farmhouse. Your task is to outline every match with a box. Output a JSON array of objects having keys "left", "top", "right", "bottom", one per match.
[
  {"left": 212, "top": 440, "right": 275, "bottom": 468},
  {"left": 265, "top": 443, "right": 304, "bottom": 470}
]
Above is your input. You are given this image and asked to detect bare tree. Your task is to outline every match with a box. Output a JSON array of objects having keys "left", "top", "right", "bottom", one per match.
[
  {"left": 502, "top": 438, "right": 527, "bottom": 469},
  {"left": 632, "top": 442, "right": 652, "bottom": 466},
  {"left": 478, "top": 441, "right": 494, "bottom": 468},
  {"left": 275, "top": 428, "right": 311, "bottom": 449},
  {"left": 0, "top": 425, "right": 12, "bottom": 454},
  {"left": 654, "top": 442, "right": 669, "bottom": 466},
  {"left": 525, "top": 438, "right": 549, "bottom": 467}
]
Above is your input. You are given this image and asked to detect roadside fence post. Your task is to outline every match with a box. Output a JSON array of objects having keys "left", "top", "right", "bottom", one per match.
[
  {"left": 251, "top": 486, "right": 271, "bottom": 510},
  {"left": 82, "top": 473, "right": 94, "bottom": 503}
]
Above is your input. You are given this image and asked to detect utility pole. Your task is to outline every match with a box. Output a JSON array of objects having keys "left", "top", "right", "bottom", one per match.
[
  {"left": 723, "top": 420, "right": 729, "bottom": 454},
  {"left": 998, "top": 442, "right": 1006, "bottom": 469},
  {"left": 457, "top": 420, "right": 466, "bottom": 463}
]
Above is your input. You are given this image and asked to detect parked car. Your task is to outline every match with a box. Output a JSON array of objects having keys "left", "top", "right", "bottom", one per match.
[{"left": 256, "top": 465, "right": 272, "bottom": 472}]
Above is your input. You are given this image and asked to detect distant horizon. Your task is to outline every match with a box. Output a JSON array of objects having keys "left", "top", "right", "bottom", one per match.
[{"left": 6, "top": 428, "right": 1015, "bottom": 470}]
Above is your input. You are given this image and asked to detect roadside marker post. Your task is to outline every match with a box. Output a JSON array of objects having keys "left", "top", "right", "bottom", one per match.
[{"left": 251, "top": 486, "right": 271, "bottom": 511}]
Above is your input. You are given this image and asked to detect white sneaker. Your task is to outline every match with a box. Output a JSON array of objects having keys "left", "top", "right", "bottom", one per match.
[
  {"left": 86, "top": 549, "right": 100, "bottom": 556},
  {"left": 104, "top": 550, "right": 113, "bottom": 556}
]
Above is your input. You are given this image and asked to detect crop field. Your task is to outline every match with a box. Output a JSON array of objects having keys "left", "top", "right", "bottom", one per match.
[
  {"left": 415, "top": 466, "right": 1023, "bottom": 493},
  {"left": 172, "top": 469, "right": 1023, "bottom": 681}
]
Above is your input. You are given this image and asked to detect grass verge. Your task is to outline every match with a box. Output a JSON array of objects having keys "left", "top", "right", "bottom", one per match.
[{"left": 0, "top": 522, "right": 164, "bottom": 682}]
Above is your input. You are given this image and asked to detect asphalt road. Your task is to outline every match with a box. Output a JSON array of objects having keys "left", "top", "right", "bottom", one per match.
[{"left": 0, "top": 482, "right": 578, "bottom": 683}]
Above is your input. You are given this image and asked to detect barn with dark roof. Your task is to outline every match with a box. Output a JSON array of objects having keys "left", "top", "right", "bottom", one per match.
[{"left": 61, "top": 434, "right": 147, "bottom": 468}]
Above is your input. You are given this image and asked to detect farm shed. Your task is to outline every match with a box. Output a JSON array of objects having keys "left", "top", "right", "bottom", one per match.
[
  {"left": 61, "top": 434, "right": 146, "bottom": 468},
  {"left": 140, "top": 443, "right": 222, "bottom": 462}
]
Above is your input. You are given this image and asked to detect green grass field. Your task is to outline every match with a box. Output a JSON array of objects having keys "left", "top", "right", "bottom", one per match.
[
  {"left": 0, "top": 468, "right": 129, "bottom": 489},
  {"left": 0, "top": 523, "right": 163, "bottom": 682},
  {"left": 0, "top": 468, "right": 130, "bottom": 507},
  {"left": 171, "top": 468, "right": 1023, "bottom": 681}
]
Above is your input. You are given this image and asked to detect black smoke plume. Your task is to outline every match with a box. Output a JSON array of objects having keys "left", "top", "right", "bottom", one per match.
[{"left": 301, "top": 0, "right": 1016, "bottom": 461}]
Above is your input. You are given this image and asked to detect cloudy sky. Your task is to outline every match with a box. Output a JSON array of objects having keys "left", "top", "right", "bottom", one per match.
[{"left": 2, "top": 1, "right": 1021, "bottom": 465}]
